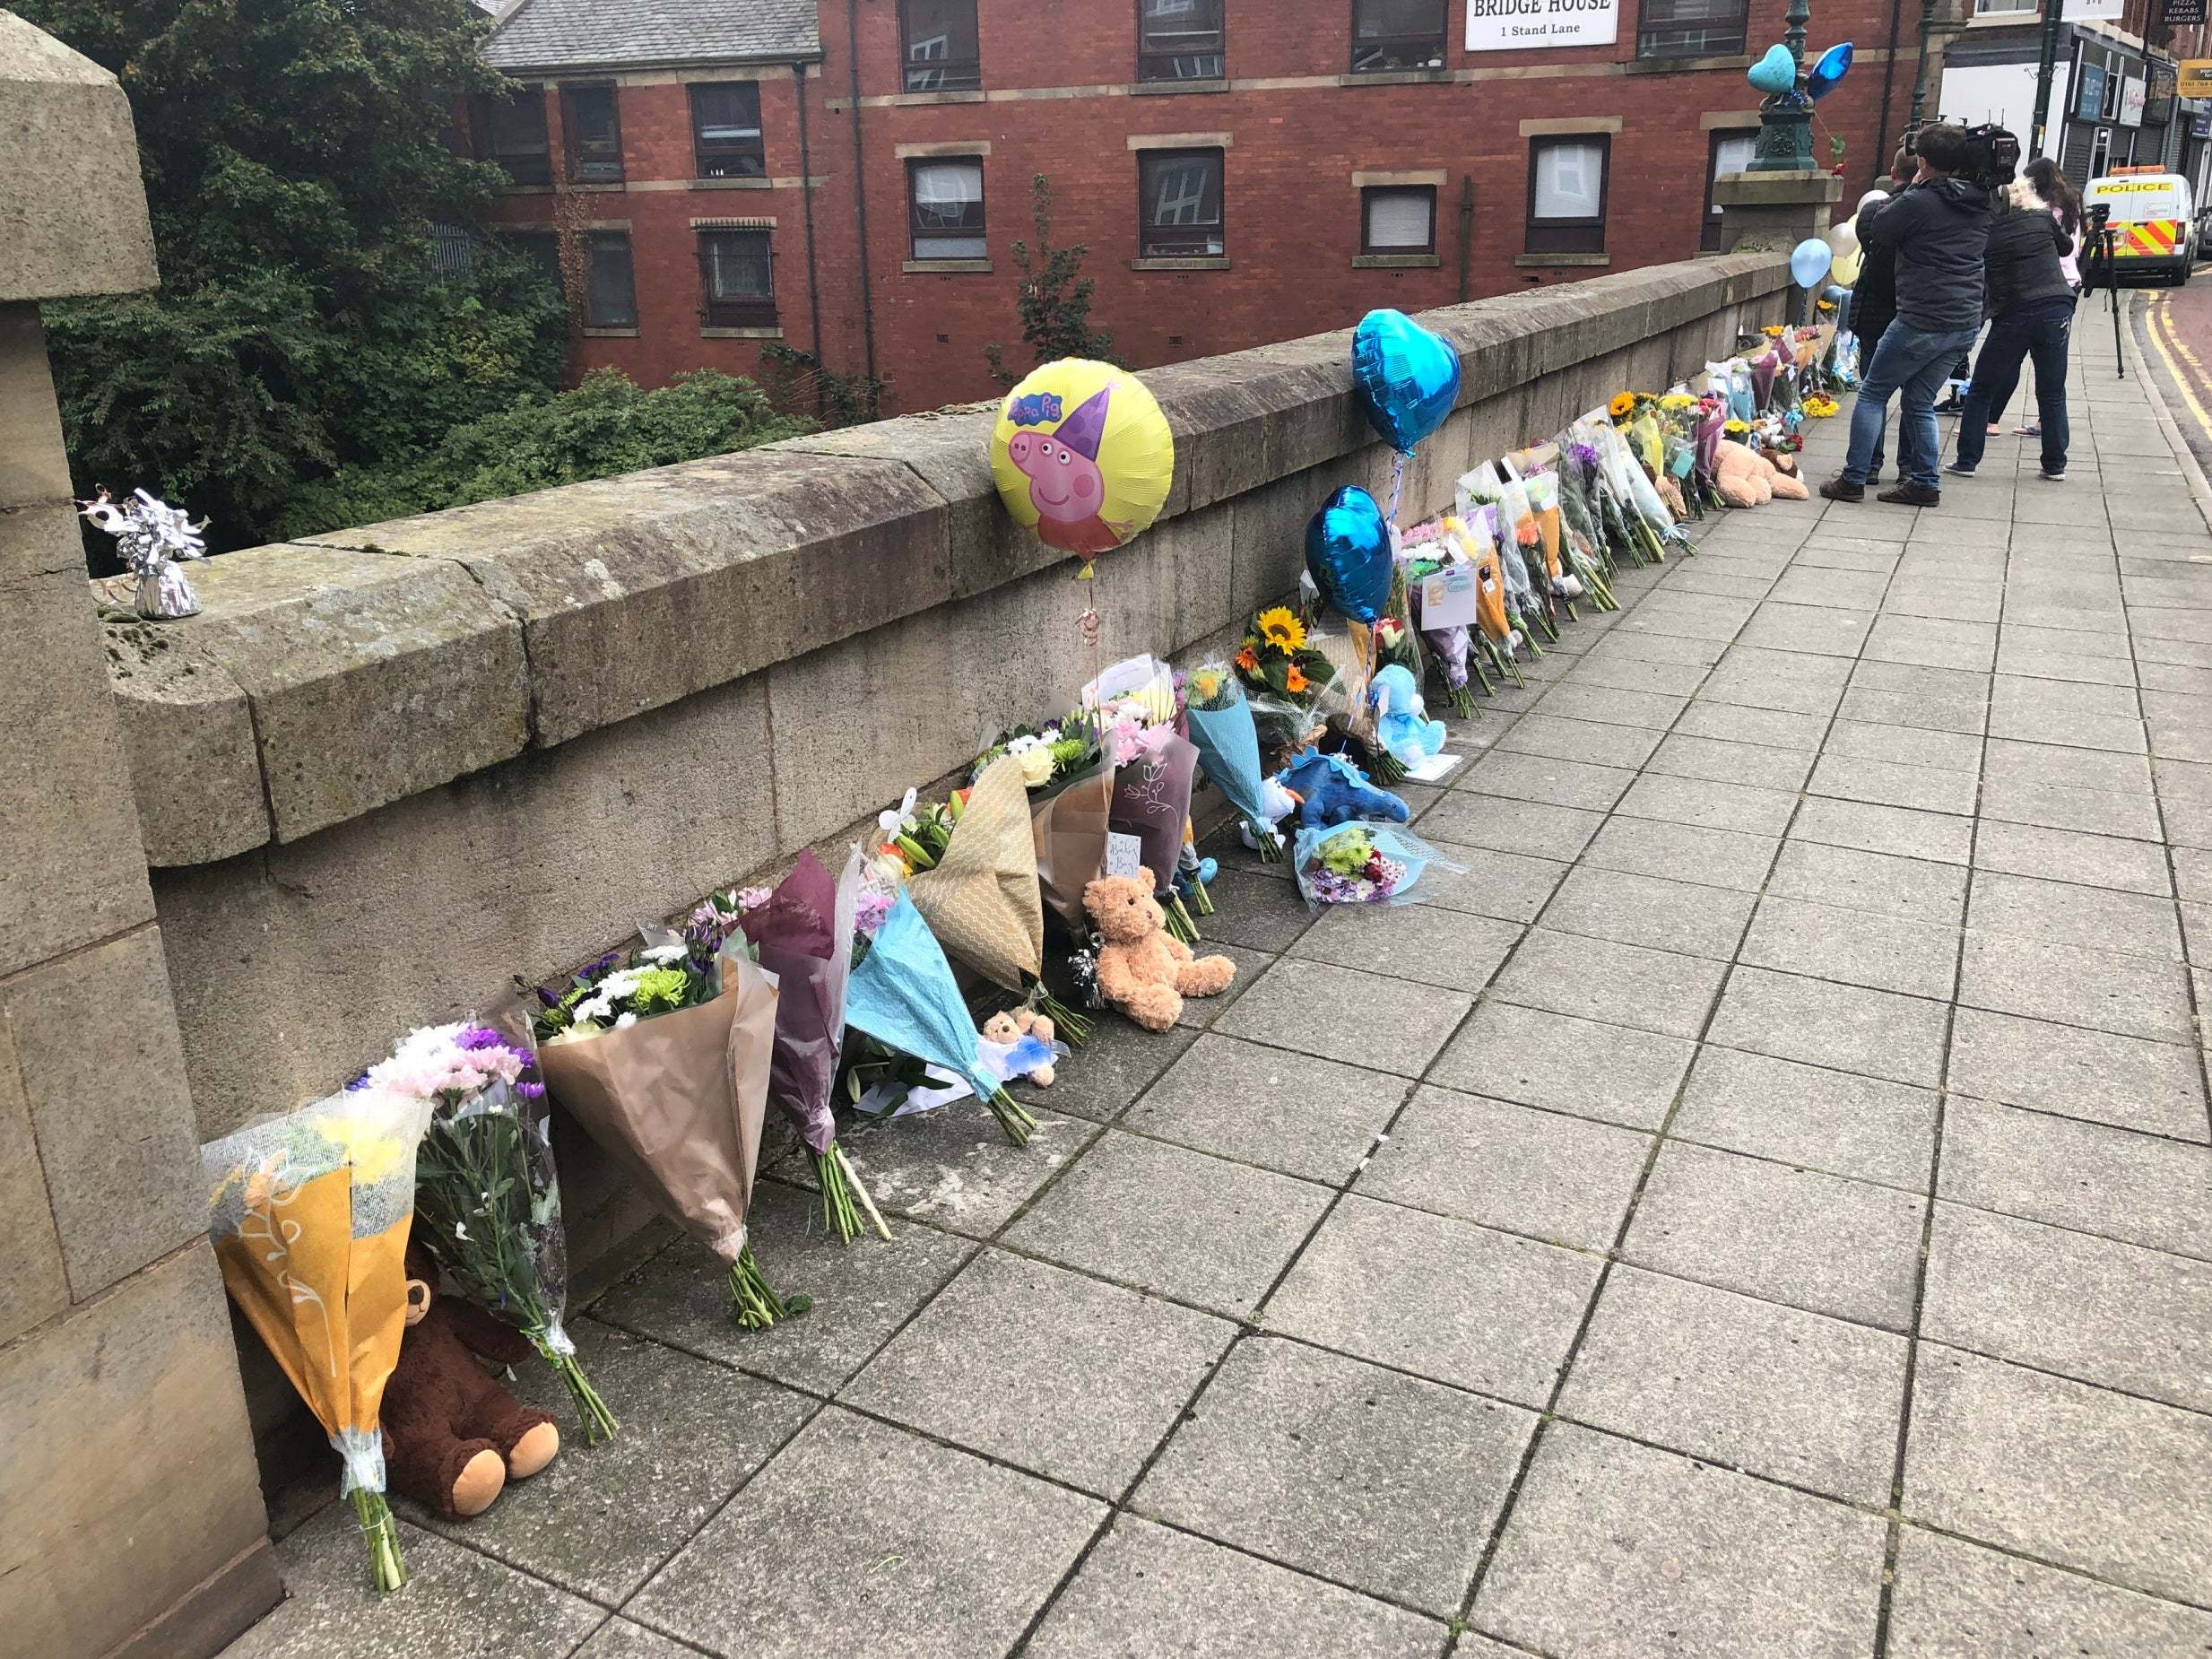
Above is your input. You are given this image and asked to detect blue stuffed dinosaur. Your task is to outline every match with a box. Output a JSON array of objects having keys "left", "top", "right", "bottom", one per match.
[
  {"left": 1370, "top": 664, "right": 1446, "bottom": 768},
  {"left": 1279, "top": 749, "right": 1410, "bottom": 832}
]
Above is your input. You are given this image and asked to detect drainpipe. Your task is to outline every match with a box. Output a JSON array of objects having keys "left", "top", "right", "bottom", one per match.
[
  {"left": 845, "top": 0, "right": 880, "bottom": 407},
  {"left": 793, "top": 59, "right": 826, "bottom": 421},
  {"left": 1456, "top": 175, "right": 1474, "bottom": 302},
  {"left": 1875, "top": 0, "right": 1905, "bottom": 178}
]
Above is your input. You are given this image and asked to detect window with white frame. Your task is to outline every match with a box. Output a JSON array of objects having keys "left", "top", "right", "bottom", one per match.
[{"left": 908, "top": 159, "right": 987, "bottom": 259}]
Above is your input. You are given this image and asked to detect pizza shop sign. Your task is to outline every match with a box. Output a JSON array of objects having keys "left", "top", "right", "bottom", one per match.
[{"left": 1467, "top": 0, "right": 1622, "bottom": 50}]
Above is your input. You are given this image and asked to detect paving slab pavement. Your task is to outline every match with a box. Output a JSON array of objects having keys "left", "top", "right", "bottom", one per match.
[{"left": 226, "top": 329, "right": 2212, "bottom": 1658}]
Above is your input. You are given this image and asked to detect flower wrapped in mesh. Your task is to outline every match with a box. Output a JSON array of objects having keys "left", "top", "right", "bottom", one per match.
[
  {"left": 1291, "top": 821, "right": 1462, "bottom": 910},
  {"left": 204, "top": 1087, "right": 433, "bottom": 1591},
  {"left": 910, "top": 753, "right": 1092, "bottom": 1039},
  {"left": 531, "top": 943, "right": 800, "bottom": 1329},
  {"left": 364, "top": 1023, "right": 617, "bottom": 1446},
  {"left": 730, "top": 847, "right": 890, "bottom": 1245},
  {"left": 1234, "top": 604, "right": 1343, "bottom": 768}
]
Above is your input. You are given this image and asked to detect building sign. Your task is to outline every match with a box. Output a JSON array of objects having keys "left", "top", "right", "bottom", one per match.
[
  {"left": 2121, "top": 74, "right": 2147, "bottom": 127},
  {"left": 1466, "top": 0, "right": 1621, "bottom": 51},
  {"left": 2167, "top": 0, "right": 2208, "bottom": 24},
  {"left": 2181, "top": 59, "right": 2212, "bottom": 99},
  {"left": 2078, "top": 61, "right": 2109, "bottom": 120},
  {"left": 2064, "top": 0, "right": 2124, "bottom": 20}
]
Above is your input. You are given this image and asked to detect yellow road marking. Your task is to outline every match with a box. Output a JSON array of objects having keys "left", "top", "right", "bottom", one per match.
[{"left": 2147, "top": 291, "right": 2212, "bottom": 446}]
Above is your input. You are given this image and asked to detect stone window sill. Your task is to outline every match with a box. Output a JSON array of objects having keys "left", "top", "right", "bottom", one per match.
[
  {"left": 1132, "top": 256, "right": 1230, "bottom": 271},
  {"left": 583, "top": 326, "right": 640, "bottom": 336},
  {"left": 903, "top": 258, "right": 993, "bottom": 274},
  {"left": 1622, "top": 53, "right": 1753, "bottom": 74},
  {"left": 887, "top": 89, "right": 987, "bottom": 106},
  {"left": 561, "top": 180, "right": 628, "bottom": 193},
  {"left": 1337, "top": 68, "right": 1451, "bottom": 87},
  {"left": 1355, "top": 253, "right": 1441, "bottom": 268},
  {"left": 691, "top": 176, "right": 774, "bottom": 190},
  {"left": 1130, "top": 78, "right": 1229, "bottom": 96},
  {"left": 501, "top": 183, "right": 555, "bottom": 195},
  {"left": 1515, "top": 253, "right": 1612, "bottom": 267},
  {"left": 700, "top": 326, "right": 783, "bottom": 339}
]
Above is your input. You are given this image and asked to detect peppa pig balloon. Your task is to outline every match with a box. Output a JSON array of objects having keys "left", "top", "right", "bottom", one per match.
[{"left": 992, "top": 360, "right": 1175, "bottom": 566}]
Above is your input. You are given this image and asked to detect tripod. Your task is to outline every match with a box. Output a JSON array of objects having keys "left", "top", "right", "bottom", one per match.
[{"left": 2088, "top": 219, "right": 2127, "bottom": 379}]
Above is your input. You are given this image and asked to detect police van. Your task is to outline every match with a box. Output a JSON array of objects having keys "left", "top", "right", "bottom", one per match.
[{"left": 2084, "top": 168, "right": 2196, "bottom": 285}]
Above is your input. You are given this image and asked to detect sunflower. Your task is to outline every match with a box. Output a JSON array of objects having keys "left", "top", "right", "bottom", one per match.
[
  {"left": 1256, "top": 606, "right": 1306, "bottom": 651},
  {"left": 1608, "top": 392, "right": 1635, "bottom": 419}
]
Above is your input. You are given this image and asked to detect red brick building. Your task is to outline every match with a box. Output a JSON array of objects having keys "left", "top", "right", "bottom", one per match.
[{"left": 474, "top": 0, "right": 1921, "bottom": 412}]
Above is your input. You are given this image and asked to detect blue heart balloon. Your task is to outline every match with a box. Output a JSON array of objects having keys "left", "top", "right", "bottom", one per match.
[
  {"left": 1352, "top": 308, "right": 1462, "bottom": 455},
  {"left": 1791, "top": 236, "right": 1834, "bottom": 289},
  {"left": 1748, "top": 43, "right": 1796, "bottom": 94},
  {"left": 1305, "top": 486, "right": 1392, "bottom": 625},
  {"left": 1808, "top": 41, "right": 1852, "bottom": 100}
]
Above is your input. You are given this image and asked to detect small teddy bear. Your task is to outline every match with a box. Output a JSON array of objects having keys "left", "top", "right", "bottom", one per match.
[
  {"left": 980, "top": 1007, "right": 1058, "bottom": 1086},
  {"left": 381, "top": 1242, "right": 561, "bottom": 1520},
  {"left": 1082, "top": 870, "right": 1237, "bottom": 1033}
]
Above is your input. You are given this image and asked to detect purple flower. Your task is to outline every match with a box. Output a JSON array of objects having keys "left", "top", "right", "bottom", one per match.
[{"left": 516, "top": 1080, "right": 546, "bottom": 1101}]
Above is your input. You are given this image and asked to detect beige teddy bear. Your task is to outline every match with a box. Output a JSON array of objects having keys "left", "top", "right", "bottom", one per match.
[
  {"left": 1081, "top": 870, "right": 1237, "bottom": 1033},
  {"left": 980, "top": 1007, "right": 1057, "bottom": 1085}
]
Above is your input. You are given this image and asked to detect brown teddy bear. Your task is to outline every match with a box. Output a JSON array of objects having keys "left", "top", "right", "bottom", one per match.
[
  {"left": 1082, "top": 869, "right": 1237, "bottom": 1032},
  {"left": 382, "top": 1242, "right": 561, "bottom": 1519},
  {"left": 981, "top": 1008, "right": 1057, "bottom": 1085}
]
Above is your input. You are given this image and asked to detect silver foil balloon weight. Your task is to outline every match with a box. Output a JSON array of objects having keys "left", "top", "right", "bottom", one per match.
[{"left": 82, "top": 488, "right": 208, "bottom": 620}]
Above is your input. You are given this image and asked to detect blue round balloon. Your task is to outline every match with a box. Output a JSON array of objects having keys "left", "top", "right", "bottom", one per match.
[
  {"left": 1808, "top": 41, "right": 1852, "bottom": 100},
  {"left": 1351, "top": 308, "right": 1462, "bottom": 455},
  {"left": 1305, "top": 486, "right": 1392, "bottom": 625},
  {"left": 1791, "top": 237, "right": 1834, "bottom": 288}
]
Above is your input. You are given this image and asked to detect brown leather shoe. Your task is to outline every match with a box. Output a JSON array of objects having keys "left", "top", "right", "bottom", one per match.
[
  {"left": 1819, "top": 477, "right": 1865, "bottom": 503},
  {"left": 1878, "top": 482, "right": 1941, "bottom": 507}
]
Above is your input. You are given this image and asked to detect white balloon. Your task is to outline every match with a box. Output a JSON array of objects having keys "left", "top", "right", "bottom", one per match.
[
  {"left": 1858, "top": 188, "right": 1890, "bottom": 212},
  {"left": 1826, "top": 218, "right": 1860, "bottom": 255}
]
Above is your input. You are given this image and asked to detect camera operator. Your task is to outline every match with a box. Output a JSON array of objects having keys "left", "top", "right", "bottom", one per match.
[
  {"left": 1945, "top": 152, "right": 2074, "bottom": 482},
  {"left": 1822, "top": 123, "right": 1995, "bottom": 508}
]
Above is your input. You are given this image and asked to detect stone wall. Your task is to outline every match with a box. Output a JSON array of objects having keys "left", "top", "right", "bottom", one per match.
[
  {"left": 0, "top": 16, "right": 278, "bottom": 1659},
  {"left": 117, "top": 252, "right": 1790, "bottom": 1175}
]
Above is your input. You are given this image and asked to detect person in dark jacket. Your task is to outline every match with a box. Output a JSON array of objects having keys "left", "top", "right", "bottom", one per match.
[
  {"left": 1822, "top": 124, "right": 1993, "bottom": 508},
  {"left": 1946, "top": 172, "right": 2074, "bottom": 481},
  {"left": 1852, "top": 152, "right": 1919, "bottom": 481}
]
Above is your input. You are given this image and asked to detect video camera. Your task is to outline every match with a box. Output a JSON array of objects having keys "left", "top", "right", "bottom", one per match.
[
  {"left": 1900, "top": 122, "right": 2023, "bottom": 190},
  {"left": 2086, "top": 200, "right": 2112, "bottom": 230}
]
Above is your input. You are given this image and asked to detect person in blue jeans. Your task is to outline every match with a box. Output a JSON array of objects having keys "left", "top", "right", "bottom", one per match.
[
  {"left": 1823, "top": 124, "right": 1993, "bottom": 508},
  {"left": 1946, "top": 170, "right": 2074, "bottom": 481}
]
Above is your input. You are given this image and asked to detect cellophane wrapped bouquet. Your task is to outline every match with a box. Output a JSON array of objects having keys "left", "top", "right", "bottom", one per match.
[
  {"left": 204, "top": 1087, "right": 431, "bottom": 1590},
  {"left": 365, "top": 1022, "right": 618, "bottom": 1445},
  {"left": 1234, "top": 604, "right": 1341, "bottom": 769}
]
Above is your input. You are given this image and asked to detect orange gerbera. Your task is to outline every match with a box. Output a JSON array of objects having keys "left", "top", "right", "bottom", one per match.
[
  {"left": 1235, "top": 645, "right": 1259, "bottom": 672},
  {"left": 1284, "top": 664, "right": 1310, "bottom": 693}
]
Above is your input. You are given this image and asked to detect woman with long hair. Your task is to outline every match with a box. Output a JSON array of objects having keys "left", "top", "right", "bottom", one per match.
[
  {"left": 2007, "top": 157, "right": 2083, "bottom": 438},
  {"left": 1946, "top": 157, "right": 2075, "bottom": 482}
]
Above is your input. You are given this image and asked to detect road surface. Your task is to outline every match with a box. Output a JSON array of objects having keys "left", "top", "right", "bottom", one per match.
[{"left": 2138, "top": 266, "right": 2212, "bottom": 477}]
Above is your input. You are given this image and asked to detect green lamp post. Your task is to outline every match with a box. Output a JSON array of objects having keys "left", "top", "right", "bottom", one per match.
[{"left": 1750, "top": 0, "right": 1817, "bottom": 171}]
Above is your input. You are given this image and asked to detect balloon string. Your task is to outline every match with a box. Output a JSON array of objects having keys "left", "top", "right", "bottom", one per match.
[{"left": 1386, "top": 451, "right": 1409, "bottom": 528}]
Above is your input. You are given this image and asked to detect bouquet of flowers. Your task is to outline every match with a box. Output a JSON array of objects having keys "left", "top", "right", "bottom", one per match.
[
  {"left": 870, "top": 787, "right": 960, "bottom": 878},
  {"left": 204, "top": 1087, "right": 431, "bottom": 1591},
  {"left": 846, "top": 891, "right": 1038, "bottom": 1145},
  {"left": 1110, "top": 726, "right": 1208, "bottom": 940},
  {"left": 531, "top": 941, "right": 798, "bottom": 1329},
  {"left": 1234, "top": 604, "right": 1340, "bottom": 768},
  {"left": 724, "top": 847, "right": 890, "bottom": 1246},
  {"left": 1184, "top": 664, "right": 1288, "bottom": 858},
  {"left": 1293, "top": 821, "right": 1460, "bottom": 910},
  {"left": 1461, "top": 465, "right": 1547, "bottom": 656},
  {"left": 911, "top": 752, "right": 1093, "bottom": 1037},
  {"left": 1400, "top": 522, "right": 1487, "bottom": 717},
  {"left": 366, "top": 1022, "right": 617, "bottom": 1446}
]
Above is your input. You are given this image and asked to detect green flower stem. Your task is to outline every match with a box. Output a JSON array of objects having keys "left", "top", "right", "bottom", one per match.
[
  {"left": 533, "top": 1338, "right": 619, "bottom": 1446},
  {"left": 834, "top": 1143, "right": 891, "bottom": 1240},
  {"left": 1037, "top": 991, "right": 1092, "bottom": 1044},
  {"left": 352, "top": 1489, "right": 406, "bottom": 1594},
  {"left": 1189, "top": 877, "right": 1216, "bottom": 917},
  {"left": 985, "top": 1085, "right": 1038, "bottom": 1147},
  {"left": 729, "top": 1246, "right": 810, "bottom": 1330}
]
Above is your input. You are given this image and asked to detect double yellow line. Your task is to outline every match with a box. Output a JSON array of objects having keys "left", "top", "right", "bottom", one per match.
[{"left": 2146, "top": 288, "right": 2212, "bottom": 443}]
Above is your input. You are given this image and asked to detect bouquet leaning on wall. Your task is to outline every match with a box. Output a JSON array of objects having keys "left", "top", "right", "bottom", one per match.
[
  {"left": 530, "top": 939, "right": 800, "bottom": 1329},
  {"left": 204, "top": 1087, "right": 431, "bottom": 1591},
  {"left": 365, "top": 1021, "right": 618, "bottom": 1445}
]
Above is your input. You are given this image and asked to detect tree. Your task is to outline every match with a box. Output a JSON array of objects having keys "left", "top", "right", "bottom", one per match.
[
  {"left": 19, "top": 0, "right": 567, "bottom": 551},
  {"left": 984, "top": 174, "right": 1120, "bottom": 387},
  {"left": 276, "top": 369, "right": 816, "bottom": 535}
]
